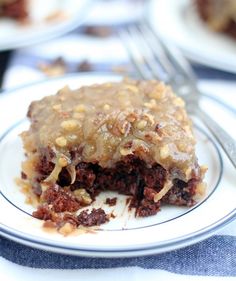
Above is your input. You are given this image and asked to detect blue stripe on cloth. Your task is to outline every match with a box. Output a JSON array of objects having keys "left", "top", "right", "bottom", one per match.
[
  {"left": 0, "top": 235, "right": 235, "bottom": 276},
  {"left": 192, "top": 65, "right": 236, "bottom": 81}
]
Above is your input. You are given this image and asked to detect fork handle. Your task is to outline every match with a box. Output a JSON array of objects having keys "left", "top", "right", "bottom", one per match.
[{"left": 198, "top": 108, "right": 236, "bottom": 168}]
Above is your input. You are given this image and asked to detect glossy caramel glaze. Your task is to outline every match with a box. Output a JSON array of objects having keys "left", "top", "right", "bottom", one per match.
[{"left": 21, "top": 78, "right": 203, "bottom": 185}]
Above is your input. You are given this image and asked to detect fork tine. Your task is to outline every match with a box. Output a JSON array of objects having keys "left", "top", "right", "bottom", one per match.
[
  {"left": 141, "top": 21, "right": 201, "bottom": 97},
  {"left": 119, "top": 22, "right": 185, "bottom": 85},
  {"left": 120, "top": 21, "right": 198, "bottom": 93},
  {"left": 142, "top": 21, "right": 197, "bottom": 85},
  {"left": 118, "top": 28, "right": 152, "bottom": 80},
  {"left": 119, "top": 25, "right": 169, "bottom": 81},
  {"left": 127, "top": 25, "right": 168, "bottom": 81},
  {"left": 138, "top": 23, "right": 177, "bottom": 79}
]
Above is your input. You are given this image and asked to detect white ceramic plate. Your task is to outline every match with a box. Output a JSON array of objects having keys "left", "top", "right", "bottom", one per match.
[
  {"left": 148, "top": 0, "right": 236, "bottom": 73},
  {"left": 0, "top": 0, "right": 91, "bottom": 51},
  {"left": 0, "top": 73, "right": 235, "bottom": 257}
]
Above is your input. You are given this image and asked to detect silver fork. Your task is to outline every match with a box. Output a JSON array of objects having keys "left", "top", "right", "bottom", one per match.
[{"left": 119, "top": 21, "right": 236, "bottom": 168}]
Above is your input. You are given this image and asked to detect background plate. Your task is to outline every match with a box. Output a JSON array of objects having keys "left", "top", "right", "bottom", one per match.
[
  {"left": 0, "top": 0, "right": 91, "bottom": 51},
  {"left": 148, "top": 0, "right": 236, "bottom": 73}
]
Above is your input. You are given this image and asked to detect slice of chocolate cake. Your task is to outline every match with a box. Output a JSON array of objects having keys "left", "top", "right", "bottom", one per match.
[
  {"left": 0, "top": 0, "right": 28, "bottom": 20},
  {"left": 20, "top": 78, "right": 206, "bottom": 231},
  {"left": 196, "top": 0, "right": 236, "bottom": 38}
]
